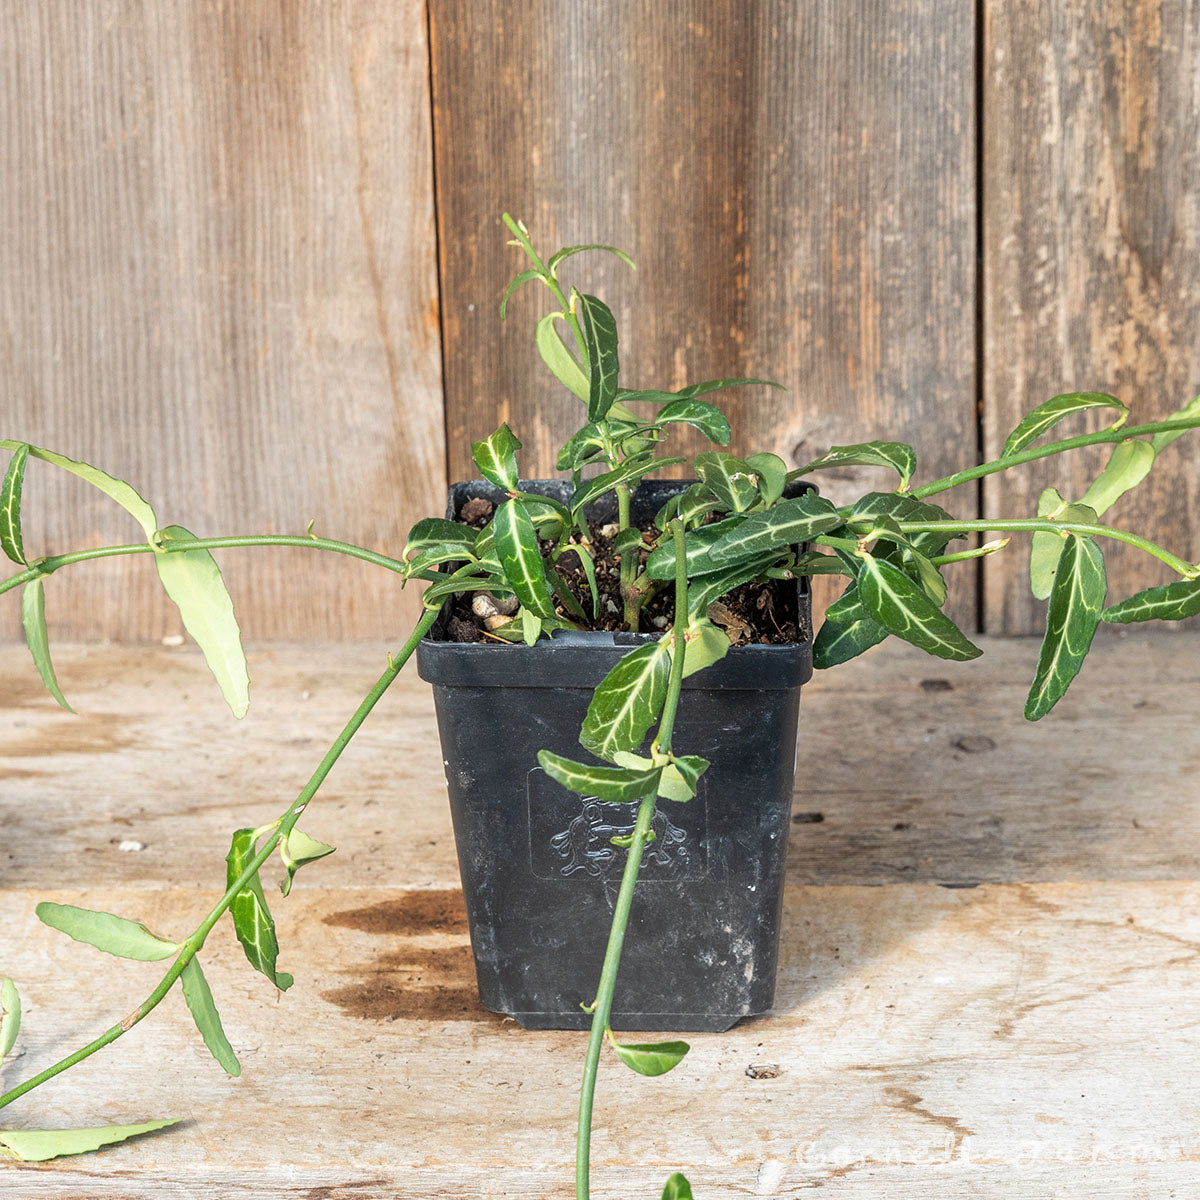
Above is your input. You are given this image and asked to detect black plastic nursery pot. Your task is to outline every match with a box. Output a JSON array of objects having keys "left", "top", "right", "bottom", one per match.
[{"left": 416, "top": 479, "right": 813, "bottom": 1032}]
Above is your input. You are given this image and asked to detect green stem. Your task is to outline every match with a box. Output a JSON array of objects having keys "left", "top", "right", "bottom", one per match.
[
  {"left": 575, "top": 522, "right": 689, "bottom": 1200},
  {"left": 616, "top": 484, "right": 640, "bottom": 629},
  {"left": 0, "top": 534, "right": 409, "bottom": 599},
  {"left": 0, "top": 607, "right": 439, "bottom": 1113},
  {"left": 502, "top": 213, "right": 587, "bottom": 362},
  {"left": 898, "top": 519, "right": 1198, "bottom": 577},
  {"left": 908, "top": 417, "right": 1200, "bottom": 501}
]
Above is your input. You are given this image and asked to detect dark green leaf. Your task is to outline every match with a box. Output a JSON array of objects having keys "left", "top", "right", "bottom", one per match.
[
  {"left": 0, "top": 1120, "right": 181, "bottom": 1163},
  {"left": 180, "top": 958, "right": 241, "bottom": 1077},
  {"left": 791, "top": 550, "right": 853, "bottom": 577},
  {"left": 848, "top": 492, "right": 961, "bottom": 555},
  {"left": 1003, "top": 392, "right": 1127, "bottom": 457},
  {"left": 685, "top": 552, "right": 792, "bottom": 618},
  {"left": 1025, "top": 534, "right": 1107, "bottom": 720},
  {"left": 21, "top": 579, "right": 74, "bottom": 712},
  {"left": 580, "top": 640, "right": 671, "bottom": 761},
  {"left": 653, "top": 398, "right": 732, "bottom": 445},
  {"left": 905, "top": 546, "right": 948, "bottom": 606},
  {"left": 420, "top": 573, "right": 512, "bottom": 609},
  {"left": 279, "top": 828, "right": 336, "bottom": 897},
  {"left": 618, "top": 378, "right": 783, "bottom": 406},
  {"left": 1102, "top": 577, "right": 1200, "bottom": 624},
  {"left": 661, "top": 1173, "right": 694, "bottom": 1200},
  {"left": 226, "top": 829, "right": 294, "bottom": 991},
  {"left": 655, "top": 483, "right": 721, "bottom": 532},
  {"left": 556, "top": 422, "right": 613, "bottom": 472},
  {"left": 1, "top": 442, "right": 29, "bottom": 564},
  {"left": 36, "top": 903, "right": 179, "bottom": 961},
  {"left": 559, "top": 542, "right": 600, "bottom": 618},
  {"left": 1, "top": 978, "right": 21, "bottom": 1062},
  {"left": 746, "top": 452, "right": 787, "bottom": 506},
  {"left": 498, "top": 268, "right": 543, "bottom": 320},
  {"left": 492, "top": 499, "right": 557, "bottom": 619},
  {"left": 535, "top": 312, "right": 588, "bottom": 400},
  {"left": 470, "top": 424, "right": 522, "bottom": 493},
  {"left": 822, "top": 581, "right": 869, "bottom": 624},
  {"left": 706, "top": 494, "right": 842, "bottom": 565},
  {"left": 1080, "top": 439, "right": 1155, "bottom": 514},
  {"left": 547, "top": 242, "right": 637, "bottom": 276},
  {"left": 792, "top": 441, "right": 918, "bottom": 490},
  {"left": 571, "top": 454, "right": 686, "bottom": 516},
  {"left": 537, "top": 750, "right": 661, "bottom": 802},
  {"left": 610, "top": 1036, "right": 690, "bottom": 1077},
  {"left": 812, "top": 610, "right": 889, "bottom": 669},
  {"left": 579, "top": 293, "right": 621, "bottom": 422},
  {"left": 0, "top": 441, "right": 157, "bottom": 540},
  {"left": 645, "top": 516, "right": 747, "bottom": 580},
  {"left": 403, "top": 518, "right": 478, "bottom": 568},
  {"left": 154, "top": 526, "right": 250, "bottom": 720},
  {"left": 694, "top": 451, "right": 760, "bottom": 513},
  {"left": 548, "top": 565, "right": 589, "bottom": 622},
  {"left": 858, "top": 556, "right": 982, "bottom": 661}
]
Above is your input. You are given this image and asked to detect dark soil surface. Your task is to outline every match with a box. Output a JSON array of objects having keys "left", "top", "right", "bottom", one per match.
[{"left": 434, "top": 497, "right": 803, "bottom": 646}]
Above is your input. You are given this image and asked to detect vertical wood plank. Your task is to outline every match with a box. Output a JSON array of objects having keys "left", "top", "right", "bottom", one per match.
[
  {"left": 429, "top": 1, "right": 978, "bottom": 626},
  {"left": 0, "top": 1, "right": 443, "bottom": 642},
  {"left": 984, "top": 0, "right": 1200, "bottom": 633}
]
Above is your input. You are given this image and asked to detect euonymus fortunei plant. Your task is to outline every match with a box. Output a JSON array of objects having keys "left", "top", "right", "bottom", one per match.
[{"left": 2, "top": 214, "right": 1200, "bottom": 1197}]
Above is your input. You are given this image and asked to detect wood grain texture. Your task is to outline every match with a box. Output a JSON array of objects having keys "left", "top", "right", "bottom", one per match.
[
  {"left": 5, "top": 638, "right": 1200, "bottom": 1195},
  {"left": 4, "top": 635, "right": 1199, "bottom": 893},
  {"left": 429, "top": 1, "right": 978, "bottom": 626},
  {"left": 0, "top": 1, "right": 443, "bottom": 642},
  {"left": 984, "top": 0, "right": 1200, "bottom": 632}
]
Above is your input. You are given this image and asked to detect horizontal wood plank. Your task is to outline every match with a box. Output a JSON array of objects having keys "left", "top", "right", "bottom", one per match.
[{"left": 3, "top": 636, "right": 1200, "bottom": 1195}]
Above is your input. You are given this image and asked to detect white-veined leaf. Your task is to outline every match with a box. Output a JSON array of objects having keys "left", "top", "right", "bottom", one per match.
[
  {"left": 0, "top": 441, "right": 157, "bottom": 539},
  {"left": 538, "top": 751, "right": 662, "bottom": 801},
  {"left": 1003, "top": 392, "right": 1127, "bottom": 457},
  {"left": 1025, "top": 534, "right": 1106, "bottom": 720},
  {"left": 1, "top": 442, "right": 29, "bottom": 564},
  {"left": 580, "top": 640, "right": 670, "bottom": 761}
]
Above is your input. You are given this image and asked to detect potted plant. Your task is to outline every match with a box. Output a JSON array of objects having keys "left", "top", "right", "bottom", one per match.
[{"left": 2, "top": 215, "right": 1199, "bottom": 1199}]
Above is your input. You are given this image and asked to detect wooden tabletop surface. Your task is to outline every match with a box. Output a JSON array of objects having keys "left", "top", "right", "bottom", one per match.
[{"left": 2, "top": 632, "right": 1199, "bottom": 1198}]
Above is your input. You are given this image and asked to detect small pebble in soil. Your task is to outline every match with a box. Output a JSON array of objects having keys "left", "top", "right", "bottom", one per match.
[{"left": 460, "top": 497, "right": 495, "bottom": 526}]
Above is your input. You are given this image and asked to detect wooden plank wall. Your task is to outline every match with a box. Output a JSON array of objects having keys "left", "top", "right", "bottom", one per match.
[
  {"left": 429, "top": 0, "right": 979, "bottom": 629},
  {"left": 984, "top": 0, "right": 1200, "bottom": 631},
  {"left": 0, "top": 1, "right": 444, "bottom": 643},
  {"left": 2, "top": 2, "right": 1198, "bottom": 641}
]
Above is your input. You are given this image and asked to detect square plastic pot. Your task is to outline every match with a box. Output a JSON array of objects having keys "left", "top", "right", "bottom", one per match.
[{"left": 416, "top": 479, "right": 812, "bottom": 1031}]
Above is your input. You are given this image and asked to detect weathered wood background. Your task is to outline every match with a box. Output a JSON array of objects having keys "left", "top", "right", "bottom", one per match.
[{"left": 2, "top": 1, "right": 1198, "bottom": 641}]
